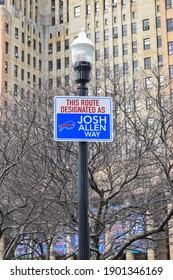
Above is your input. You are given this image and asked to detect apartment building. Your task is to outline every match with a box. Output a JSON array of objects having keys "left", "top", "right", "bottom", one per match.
[
  {"left": 0, "top": 0, "right": 173, "bottom": 260},
  {"left": 0, "top": 1, "right": 173, "bottom": 99}
]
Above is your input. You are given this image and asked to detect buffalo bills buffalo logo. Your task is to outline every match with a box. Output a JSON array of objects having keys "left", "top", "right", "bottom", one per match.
[{"left": 58, "top": 121, "right": 76, "bottom": 132}]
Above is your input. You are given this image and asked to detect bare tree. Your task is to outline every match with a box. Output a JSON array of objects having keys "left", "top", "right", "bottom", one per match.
[{"left": 1, "top": 67, "right": 173, "bottom": 260}]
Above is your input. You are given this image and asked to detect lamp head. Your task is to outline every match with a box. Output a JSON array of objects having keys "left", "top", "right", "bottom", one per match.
[{"left": 71, "top": 30, "right": 94, "bottom": 66}]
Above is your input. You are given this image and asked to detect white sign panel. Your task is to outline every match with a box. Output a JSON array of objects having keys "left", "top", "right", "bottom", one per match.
[{"left": 54, "top": 96, "right": 113, "bottom": 142}]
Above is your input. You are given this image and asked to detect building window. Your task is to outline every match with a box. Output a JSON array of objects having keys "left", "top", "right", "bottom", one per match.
[
  {"left": 74, "top": 6, "right": 80, "bottom": 17},
  {"left": 48, "top": 43, "right": 53, "bottom": 54},
  {"left": 123, "top": 43, "right": 128, "bottom": 55},
  {"left": 86, "top": 4, "right": 91, "bottom": 15},
  {"left": 167, "top": 19, "right": 173, "bottom": 32},
  {"left": 113, "top": 45, "right": 118, "bottom": 57},
  {"left": 159, "top": 75, "right": 164, "bottom": 87},
  {"left": 21, "top": 50, "right": 24, "bottom": 62},
  {"left": 57, "top": 41, "right": 61, "bottom": 52},
  {"left": 49, "top": 78, "right": 53, "bottom": 89},
  {"left": 15, "top": 46, "right": 19, "bottom": 58},
  {"left": 57, "top": 77, "right": 61, "bottom": 87},
  {"left": 105, "top": 18, "right": 108, "bottom": 25},
  {"left": 5, "top": 23, "right": 9, "bottom": 34},
  {"left": 113, "top": 27, "right": 118, "bottom": 38},
  {"left": 5, "top": 61, "right": 8, "bottom": 73},
  {"left": 21, "top": 69, "right": 24, "bottom": 80},
  {"left": 122, "top": 25, "right": 127, "bottom": 36},
  {"left": 169, "top": 65, "right": 173, "bottom": 78},
  {"left": 22, "top": 32, "right": 25, "bottom": 44},
  {"left": 65, "top": 75, "right": 69, "bottom": 86},
  {"left": 57, "top": 59, "right": 61, "bottom": 70},
  {"left": 146, "top": 98, "right": 153, "bottom": 109},
  {"left": 143, "top": 38, "right": 150, "bottom": 50},
  {"left": 39, "top": 42, "right": 42, "bottom": 53},
  {"left": 49, "top": 61, "right": 53, "bottom": 71},
  {"left": 104, "top": 0, "right": 108, "bottom": 10},
  {"left": 65, "top": 39, "right": 69, "bottom": 50},
  {"left": 143, "top": 19, "right": 149, "bottom": 31},
  {"left": 52, "top": 0, "right": 55, "bottom": 10},
  {"left": 95, "top": 32, "right": 100, "bottom": 43},
  {"left": 4, "top": 81, "right": 7, "bottom": 93},
  {"left": 131, "top": 22, "right": 136, "bottom": 34},
  {"left": 14, "top": 65, "right": 18, "bottom": 77},
  {"left": 122, "top": 0, "right": 126, "bottom": 5},
  {"left": 65, "top": 57, "right": 69, "bottom": 68},
  {"left": 145, "top": 77, "right": 152, "bottom": 89},
  {"left": 134, "top": 80, "right": 139, "bottom": 92},
  {"left": 5, "top": 42, "right": 8, "bottom": 54},
  {"left": 96, "top": 21, "right": 99, "bottom": 27},
  {"left": 168, "top": 41, "right": 173, "bottom": 55},
  {"left": 158, "top": 55, "right": 163, "bottom": 66},
  {"left": 132, "top": 41, "right": 137, "bottom": 53},
  {"left": 15, "top": 27, "right": 19, "bottom": 39},
  {"left": 104, "top": 48, "right": 109, "bottom": 59},
  {"left": 33, "top": 57, "right": 36, "bottom": 68},
  {"left": 96, "top": 68, "right": 101, "bottom": 79},
  {"left": 95, "top": 50, "right": 100, "bottom": 61},
  {"left": 166, "top": 0, "right": 172, "bottom": 9},
  {"left": 33, "top": 75, "right": 36, "bottom": 85},
  {"left": 27, "top": 72, "right": 31, "bottom": 83},
  {"left": 26, "top": 90, "right": 30, "bottom": 99},
  {"left": 33, "top": 39, "right": 36, "bottom": 50},
  {"left": 39, "top": 60, "right": 42, "bottom": 71},
  {"left": 156, "top": 17, "right": 161, "bottom": 28},
  {"left": 52, "top": 16, "right": 55, "bottom": 26},
  {"left": 114, "top": 64, "right": 119, "bottom": 76},
  {"left": 134, "top": 100, "right": 140, "bottom": 112},
  {"left": 14, "top": 84, "right": 18, "bottom": 96},
  {"left": 123, "top": 62, "right": 128, "bottom": 74},
  {"left": 28, "top": 36, "right": 31, "bottom": 47},
  {"left": 147, "top": 118, "right": 154, "bottom": 129},
  {"left": 125, "top": 103, "right": 131, "bottom": 115},
  {"left": 105, "top": 65, "right": 110, "bottom": 77},
  {"left": 133, "top": 60, "right": 138, "bottom": 72},
  {"left": 95, "top": 2, "right": 99, "bottom": 12},
  {"left": 157, "top": 36, "right": 162, "bottom": 48},
  {"left": 124, "top": 82, "right": 130, "bottom": 94},
  {"left": 104, "top": 29, "right": 109, "bottom": 41},
  {"left": 27, "top": 53, "right": 30, "bottom": 65},
  {"left": 144, "top": 57, "right": 151, "bottom": 69},
  {"left": 37, "top": 79, "right": 41, "bottom": 90}
]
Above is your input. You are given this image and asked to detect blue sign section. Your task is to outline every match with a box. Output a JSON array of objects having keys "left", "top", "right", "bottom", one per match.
[
  {"left": 54, "top": 96, "right": 113, "bottom": 142},
  {"left": 56, "top": 113, "right": 110, "bottom": 141}
]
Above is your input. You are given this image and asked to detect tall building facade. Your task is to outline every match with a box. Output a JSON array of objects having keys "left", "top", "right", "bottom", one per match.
[
  {"left": 0, "top": 0, "right": 173, "bottom": 103},
  {"left": 0, "top": 0, "right": 173, "bottom": 260}
]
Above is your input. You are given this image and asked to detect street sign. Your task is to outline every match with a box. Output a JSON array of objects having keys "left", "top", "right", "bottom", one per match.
[{"left": 54, "top": 96, "right": 113, "bottom": 142}]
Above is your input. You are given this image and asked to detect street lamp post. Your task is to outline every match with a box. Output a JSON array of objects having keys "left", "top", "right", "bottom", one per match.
[{"left": 71, "top": 31, "right": 94, "bottom": 260}]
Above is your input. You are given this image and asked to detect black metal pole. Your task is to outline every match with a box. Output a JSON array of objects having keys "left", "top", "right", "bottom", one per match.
[
  {"left": 73, "top": 61, "right": 92, "bottom": 260},
  {"left": 77, "top": 82, "right": 90, "bottom": 260}
]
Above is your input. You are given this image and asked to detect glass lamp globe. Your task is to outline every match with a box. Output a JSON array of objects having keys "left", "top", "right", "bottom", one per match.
[{"left": 71, "top": 30, "right": 94, "bottom": 65}]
